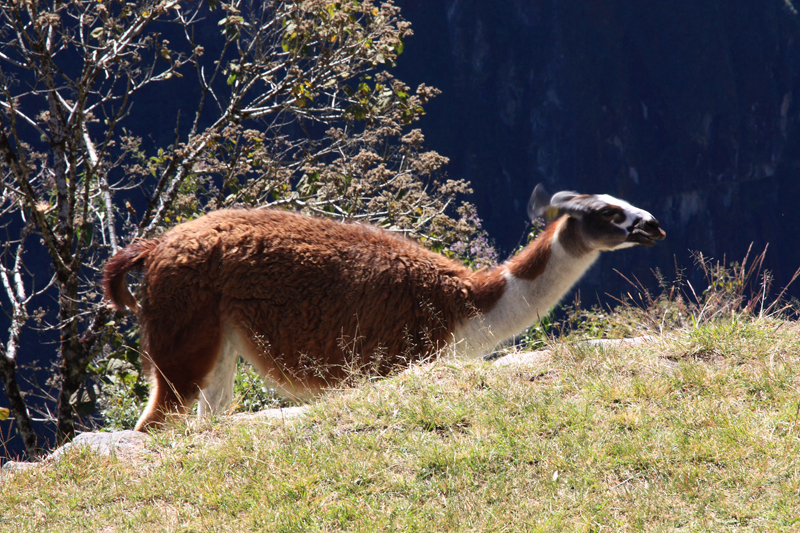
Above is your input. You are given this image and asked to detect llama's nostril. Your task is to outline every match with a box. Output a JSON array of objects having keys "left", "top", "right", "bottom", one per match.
[{"left": 628, "top": 217, "right": 642, "bottom": 232}]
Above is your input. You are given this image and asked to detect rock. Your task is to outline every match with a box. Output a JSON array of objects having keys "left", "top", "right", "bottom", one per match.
[
  {"left": 1, "top": 409, "right": 311, "bottom": 475},
  {"left": 1, "top": 430, "right": 149, "bottom": 475},
  {"left": 493, "top": 349, "right": 552, "bottom": 368},
  {"left": 492, "top": 335, "right": 657, "bottom": 367},
  {"left": 231, "top": 405, "right": 310, "bottom": 421},
  {"left": 1, "top": 461, "right": 37, "bottom": 474},
  {"left": 46, "top": 430, "right": 150, "bottom": 463}
]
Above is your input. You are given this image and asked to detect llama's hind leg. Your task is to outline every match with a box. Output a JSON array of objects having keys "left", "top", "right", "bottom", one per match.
[
  {"left": 134, "top": 371, "right": 196, "bottom": 431},
  {"left": 197, "top": 339, "right": 238, "bottom": 417},
  {"left": 134, "top": 311, "right": 223, "bottom": 432}
]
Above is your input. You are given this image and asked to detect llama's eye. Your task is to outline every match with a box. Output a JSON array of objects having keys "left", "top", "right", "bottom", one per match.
[{"left": 600, "top": 208, "right": 618, "bottom": 219}]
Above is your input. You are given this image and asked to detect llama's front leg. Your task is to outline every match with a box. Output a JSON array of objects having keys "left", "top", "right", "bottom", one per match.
[{"left": 198, "top": 340, "right": 238, "bottom": 417}]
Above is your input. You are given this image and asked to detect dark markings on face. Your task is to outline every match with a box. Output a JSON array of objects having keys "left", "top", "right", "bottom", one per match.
[
  {"left": 556, "top": 200, "right": 630, "bottom": 254},
  {"left": 580, "top": 209, "right": 629, "bottom": 249}
]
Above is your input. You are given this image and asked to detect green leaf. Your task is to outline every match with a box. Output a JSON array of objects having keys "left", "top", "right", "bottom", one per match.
[
  {"left": 0, "top": 407, "right": 9, "bottom": 421},
  {"left": 133, "top": 383, "right": 148, "bottom": 400},
  {"left": 70, "top": 384, "right": 99, "bottom": 417},
  {"left": 227, "top": 73, "right": 237, "bottom": 85},
  {"left": 345, "top": 103, "right": 368, "bottom": 121},
  {"left": 81, "top": 222, "right": 93, "bottom": 245},
  {"left": 125, "top": 347, "right": 140, "bottom": 365}
]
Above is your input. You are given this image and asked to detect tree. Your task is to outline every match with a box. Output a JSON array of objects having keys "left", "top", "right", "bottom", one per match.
[{"left": 0, "top": 0, "right": 481, "bottom": 460}]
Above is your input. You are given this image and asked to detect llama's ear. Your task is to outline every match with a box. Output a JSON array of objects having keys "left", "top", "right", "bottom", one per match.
[
  {"left": 550, "top": 190, "right": 581, "bottom": 206},
  {"left": 527, "top": 183, "right": 552, "bottom": 221},
  {"left": 549, "top": 190, "right": 594, "bottom": 220},
  {"left": 529, "top": 184, "right": 586, "bottom": 222}
]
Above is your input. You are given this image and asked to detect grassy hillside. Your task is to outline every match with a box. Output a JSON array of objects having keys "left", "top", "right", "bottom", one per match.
[{"left": 2, "top": 312, "right": 799, "bottom": 532}]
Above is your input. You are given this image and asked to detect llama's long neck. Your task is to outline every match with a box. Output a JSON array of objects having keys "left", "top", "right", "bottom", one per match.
[{"left": 452, "top": 216, "right": 600, "bottom": 358}]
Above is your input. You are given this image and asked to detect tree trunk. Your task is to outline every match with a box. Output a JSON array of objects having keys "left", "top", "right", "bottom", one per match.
[
  {"left": 0, "top": 353, "right": 40, "bottom": 459},
  {"left": 55, "top": 274, "right": 82, "bottom": 443},
  {"left": 55, "top": 294, "right": 116, "bottom": 443}
]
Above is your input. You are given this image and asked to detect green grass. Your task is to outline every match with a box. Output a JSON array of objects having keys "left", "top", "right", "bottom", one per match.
[{"left": 3, "top": 316, "right": 800, "bottom": 532}]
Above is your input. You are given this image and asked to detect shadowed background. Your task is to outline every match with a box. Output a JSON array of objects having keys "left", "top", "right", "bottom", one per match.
[{"left": 394, "top": 0, "right": 800, "bottom": 301}]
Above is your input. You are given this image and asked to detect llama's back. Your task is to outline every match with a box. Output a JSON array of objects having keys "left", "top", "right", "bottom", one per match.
[{"left": 139, "top": 209, "right": 477, "bottom": 382}]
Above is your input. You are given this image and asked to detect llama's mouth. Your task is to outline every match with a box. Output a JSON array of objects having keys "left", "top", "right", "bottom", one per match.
[
  {"left": 626, "top": 231, "right": 656, "bottom": 247},
  {"left": 626, "top": 222, "right": 666, "bottom": 247}
]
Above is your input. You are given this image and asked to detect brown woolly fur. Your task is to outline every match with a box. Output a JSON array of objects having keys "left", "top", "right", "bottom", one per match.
[
  {"left": 507, "top": 221, "right": 555, "bottom": 280},
  {"left": 466, "top": 269, "right": 507, "bottom": 313},
  {"left": 104, "top": 209, "right": 508, "bottom": 428},
  {"left": 102, "top": 240, "right": 160, "bottom": 313}
]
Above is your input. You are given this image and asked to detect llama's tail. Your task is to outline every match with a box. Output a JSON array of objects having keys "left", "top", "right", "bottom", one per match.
[{"left": 102, "top": 240, "right": 159, "bottom": 312}]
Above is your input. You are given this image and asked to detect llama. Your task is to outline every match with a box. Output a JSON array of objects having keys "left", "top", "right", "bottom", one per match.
[{"left": 103, "top": 184, "right": 665, "bottom": 430}]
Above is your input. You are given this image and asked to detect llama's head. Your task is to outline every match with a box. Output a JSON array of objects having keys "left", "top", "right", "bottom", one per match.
[{"left": 528, "top": 183, "right": 666, "bottom": 251}]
